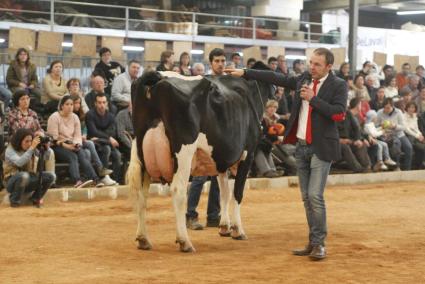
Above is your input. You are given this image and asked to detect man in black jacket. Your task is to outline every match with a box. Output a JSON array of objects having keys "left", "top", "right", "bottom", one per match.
[
  {"left": 93, "top": 47, "right": 125, "bottom": 96},
  {"left": 225, "top": 48, "right": 347, "bottom": 261},
  {"left": 86, "top": 93, "right": 123, "bottom": 185}
]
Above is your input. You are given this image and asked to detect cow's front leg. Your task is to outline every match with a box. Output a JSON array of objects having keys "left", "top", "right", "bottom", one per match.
[
  {"left": 217, "top": 173, "right": 232, "bottom": 237},
  {"left": 171, "top": 144, "right": 197, "bottom": 252}
]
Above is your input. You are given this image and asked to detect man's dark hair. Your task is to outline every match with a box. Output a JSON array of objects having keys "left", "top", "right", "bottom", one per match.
[
  {"left": 247, "top": 57, "right": 256, "bottom": 66},
  {"left": 313, "top": 48, "right": 334, "bottom": 65},
  {"left": 12, "top": 89, "right": 30, "bottom": 107},
  {"left": 209, "top": 48, "right": 225, "bottom": 63},
  {"left": 383, "top": 97, "right": 394, "bottom": 107},
  {"left": 10, "top": 128, "right": 33, "bottom": 152},
  {"left": 383, "top": 64, "right": 393, "bottom": 72},
  {"left": 362, "top": 61, "right": 371, "bottom": 68},
  {"left": 267, "top": 57, "right": 277, "bottom": 65},
  {"left": 94, "top": 92, "right": 107, "bottom": 104},
  {"left": 128, "top": 59, "right": 141, "bottom": 66},
  {"left": 416, "top": 65, "right": 424, "bottom": 71},
  {"left": 384, "top": 75, "right": 395, "bottom": 87},
  {"left": 402, "top": 62, "right": 411, "bottom": 68},
  {"left": 231, "top": 52, "right": 240, "bottom": 59},
  {"left": 293, "top": 59, "right": 302, "bottom": 69},
  {"left": 99, "top": 47, "right": 111, "bottom": 57},
  {"left": 349, "top": 97, "right": 361, "bottom": 110}
]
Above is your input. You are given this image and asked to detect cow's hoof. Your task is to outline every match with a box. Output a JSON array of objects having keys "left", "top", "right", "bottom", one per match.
[
  {"left": 136, "top": 237, "right": 153, "bottom": 250},
  {"left": 230, "top": 225, "right": 248, "bottom": 240},
  {"left": 232, "top": 234, "right": 248, "bottom": 240},
  {"left": 176, "top": 239, "right": 196, "bottom": 253},
  {"left": 219, "top": 225, "right": 231, "bottom": 237}
]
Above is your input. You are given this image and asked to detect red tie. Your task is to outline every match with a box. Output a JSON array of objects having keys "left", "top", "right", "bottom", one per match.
[{"left": 305, "top": 79, "right": 320, "bottom": 144}]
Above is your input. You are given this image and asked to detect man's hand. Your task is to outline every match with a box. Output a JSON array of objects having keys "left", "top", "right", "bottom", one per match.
[
  {"left": 340, "top": 138, "right": 352, "bottom": 145},
  {"left": 419, "top": 135, "right": 425, "bottom": 142},
  {"left": 300, "top": 85, "right": 314, "bottom": 102},
  {"left": 110, "top": 137, "right": 119, "bottom": 148},
  {"left": 30, "top": 136, "right": 41, "bottom": 150},
  {"left": 19, "top": 82, "right": 27, "bottom": 88},
  {"left": 224, "top": 68, "right": 244, "bottom": 77},
  {"left": 354, "top": 140, "right": 363, "bottom": 148}
]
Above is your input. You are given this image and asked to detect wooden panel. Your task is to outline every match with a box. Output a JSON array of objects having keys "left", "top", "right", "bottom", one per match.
[
  {"left": 204, "top": 43, "right": 224, "bottom": 62},
  {"left": 394, "top": 54, "right": 411, "bottom": 71},
  {"left": 373, "top": 52, "right": 387, "bottom": 67},
  {"left": 305, "top": 48, "right": 316, "bottom": 64},
  {"left": 242, "top": 46, "right": 262, "bottom": 63},
  {"left": 144, "top": 41, "right": 167, "bottom": 62},
  {"left": 37, "top": 31, "right": 63, "bottom": 55},
  {"left": 72, "top": 34, "right": 97, "bottom": 57},
  {"left": 8, "top": 27, "right": 36, "bottom": 51},
  {"left": 408, "top": 56, "right": 419, "bottom": 71},
  {"left": 173, "top": 41, "right": 193, "bottom": 60},
  {"left": 101, "top": 36, "right": 124, "bottom": 58},
  {"left": 330, "top": 47, "right": 346, "bottom": 69},
  {"left": 267, "top": 46, "right": 285, "bottom": 60}
]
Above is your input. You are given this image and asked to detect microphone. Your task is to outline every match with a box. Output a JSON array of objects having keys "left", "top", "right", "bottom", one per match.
[{"left": 297, "top": 72, "right": 312, "bottom": 92}]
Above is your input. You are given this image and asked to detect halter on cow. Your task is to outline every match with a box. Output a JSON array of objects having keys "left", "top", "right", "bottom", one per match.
[{"left": 128, "top": 70, "right": 272, "bottom": 252}]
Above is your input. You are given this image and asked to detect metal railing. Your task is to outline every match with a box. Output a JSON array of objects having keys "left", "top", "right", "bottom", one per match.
[{"left": 0, "top": 0, "right": 340, "bottom": 45}]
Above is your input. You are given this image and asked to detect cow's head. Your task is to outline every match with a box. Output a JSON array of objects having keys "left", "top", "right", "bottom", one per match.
[{"left": 132, "top": 71, "right": 163, "bottom": 103}]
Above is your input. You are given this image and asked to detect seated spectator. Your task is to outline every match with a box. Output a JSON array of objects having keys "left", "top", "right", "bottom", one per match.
[
  {"left": 364, "top": 110, "right": 397, "bottom": 171},
  {"left": 66, "top": 78, "right": 89, "bottom": 113},
  {"left": 348, "top": 75, "right": 371, "bottom": 104},
  {"left": 0, "top": 86, "right": 12, "bottom": 108},
  {"left": 274, "top": 86, "right": 290, "bottom": 125},
  {"left": 86, "top": 93, "right": 122, "bottom": 185},
  {"left": 359, "top": 61, "right": 372, "bottom": 78},
  {"left": 377, "top": 98, "right": 413, "bottom": 171},
  {"left": 289, "top": 59, "right": 305, "bottom": 78},
  {"left": 407, "top": 74, "right": 420, "bottom": 98},
  {"left": 254, "top": 100, "right": 284, "bottom": 178},
  {"left": 85, "top": 75, "right": 117, "bottom": 114},
  {"left": 156, "top": 50, "right": 175, "bottom": 71},
  {"left": 416, "top": 65, "right": 425, "bottom": 90},
  {"left": 384, "top": 75, "right": 399, "bottom": 100},
  {"left": 72, "top": 95, "right": 113, "bottom": 178},
  {"left": 404, "top": 102, "right": 425, "bottom": 169},
  {"left": 246, "top": 58, "right": 256, "bottom": 69},
  {"left": 337, "top": 62, "right": 352, "bottom": 83},
  {"left": 179, "top": 52, "right": 192, "bottom": 75},
  {"left": 191, "top": 63, "right": 205, "bottom": 76},
  {"left": 396, "top": 63, "right": 411, "bottom": 90},
  {"left": 337, "top": 98, "right": 371, "bottom": 173},
  {"left": 369, "top": 86, "right": 386, "bottom": 111},
  {"left": 6, "top": 48, "right": 43, "bottom": 112},
  {"left": 93, "top": 47, "right": 125, "bottom": 95},
  {"left": 414, "top": 86, "right": 425, "bottom": 115},
  {"left": 395, "top": 87, "right": 413, "bottom": 112},
  {"left": 116, "top": 100, "right": 133, "bottom": 170},
  {"left": 231, "top": 52, "right": 242, "bottom": 68},
  {"left": 111, "top": 60, "right": 141, "bottom": 110},
  {"left": 47, "top": 95, "right": 103, "bottom": 188},
  {"left": 42, "top": 60, "right": 68, "bottom": 114},
  {"left": 8, "top": 90, "right": 56, "bottom": 174},
  {"left": 365, "top": 74, "right": 378, "bottom": 101},
  {"left": 4, "top": 128, "right": 55, "bottom": 208}
]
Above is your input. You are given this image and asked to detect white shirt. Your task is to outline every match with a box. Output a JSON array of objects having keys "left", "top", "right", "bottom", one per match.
[{"left": 296, "top": 73, "right": 329, "bottom": 140}]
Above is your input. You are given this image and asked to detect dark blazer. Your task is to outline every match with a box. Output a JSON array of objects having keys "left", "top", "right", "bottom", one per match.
[{"left": 245, "top": 69, "right": 348, "bottom": 162}]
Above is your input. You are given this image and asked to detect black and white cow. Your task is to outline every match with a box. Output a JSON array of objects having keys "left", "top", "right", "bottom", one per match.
[{"left": 128, "top": 70, "right": 271, "bottom": 252}]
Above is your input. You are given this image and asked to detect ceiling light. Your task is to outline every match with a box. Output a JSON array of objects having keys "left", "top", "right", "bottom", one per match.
[
  {"left": 122, "top": 45, "right": 144, "bottom": 52},
  {"left": 62, "top": 42, "right": 73, "bottom": 47},
  {"left": 285, "top": 55, "right": 307, "bottom": 60},
  {"left": 190, "top": 49, "right": 204, "bottom": 55},
  {"left": 397, "top": 10, "right": 425, "bottom": 15}
]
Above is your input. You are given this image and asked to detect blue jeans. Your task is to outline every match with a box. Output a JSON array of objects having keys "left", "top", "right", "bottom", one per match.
[
  {"left": 399, "top": 136, "right": 413, "bottom": 171},
  {"left": 295, "top": 143, "right": 332, "bottom": 246},
  {"left": 7, "top": 171, "right": 55, "bottom": 205},
  {"left": 83, "top": 140, "right": 103, "bottom": 169},
  {"left": 186, "top": 176, "right": 220, "bottom": 221},
  {"left": 0, "top": 86, "right": 12, "bottom": 107},
  {"left": 97, "top": 144, "right": 122, "bottom": 183}
]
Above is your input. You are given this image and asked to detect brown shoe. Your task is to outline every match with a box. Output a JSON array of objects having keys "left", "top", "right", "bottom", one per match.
[
  {"left": 309, "top": 245, "right": 326, "bottom": 261},
  {"left": 292, "top": 244, "right": 313, "bottom": 256}
]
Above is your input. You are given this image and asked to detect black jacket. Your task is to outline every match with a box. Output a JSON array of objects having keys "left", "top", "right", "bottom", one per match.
[{"left": 245, "top": 69, "right": 348, "bottom": 162}]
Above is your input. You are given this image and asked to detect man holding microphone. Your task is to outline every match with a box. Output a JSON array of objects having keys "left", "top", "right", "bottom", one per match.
[{"left": 225, "top": 48, "right": 347, "bottom": 260}]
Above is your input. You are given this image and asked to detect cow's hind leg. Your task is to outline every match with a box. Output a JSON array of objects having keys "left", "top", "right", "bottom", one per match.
[
  {"left": 217, "top": 173, "right": 232, "bottom": 237},
  {"left": 128, "top": 139, "right": 153, "bottom": 250},
  {"left": 171, "top": 144, "right": 197, "bottom": 252}
]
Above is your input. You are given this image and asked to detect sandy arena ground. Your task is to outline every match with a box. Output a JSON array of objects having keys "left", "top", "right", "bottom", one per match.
[{"left": 1, "top": 181, "right": 425, "bottom": 283}]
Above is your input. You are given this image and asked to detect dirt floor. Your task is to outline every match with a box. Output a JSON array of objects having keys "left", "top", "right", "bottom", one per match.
[{"left": 1, "top": 182, "right": 425, "bottom": 283}]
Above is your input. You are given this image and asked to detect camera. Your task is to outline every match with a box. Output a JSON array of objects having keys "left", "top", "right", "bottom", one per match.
[{"left": 39, "top": 135, "right": 52, "bottom": 145}]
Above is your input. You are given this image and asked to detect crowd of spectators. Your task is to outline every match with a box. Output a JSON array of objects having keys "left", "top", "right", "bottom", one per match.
[{"left": 1, "top": 44, "right": 424, "bottom": 208}]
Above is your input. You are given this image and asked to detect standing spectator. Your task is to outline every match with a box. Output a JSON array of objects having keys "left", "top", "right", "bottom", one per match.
[
  {"left": 369, "top": 86, "right": 386, "bottom": 111},
  {"left": 111, "top": 60, "right": 141, "bottom": 110},
  {"left": 66, "top": 78, "right": 89, "bottom": 113},
  {"left": 377, "top": 98, "right": 413, "bottom": 171},
  {"left": 156, "top": 50, "right": 174, "bottom": 71},
  {"left": 86, "top": 93, "right": 122, "bottom": 185},
  {"left": 384, "top": 75, "right": 399, "bottom": 100},
  {"left": 246, "top": 58, "right": 256, "bottom": 69},
  {"left": 4, "top": 128, "right": 55, "bottom": 208},
  {"left": 6, "top": 48, "right": 43, "bottom": 112},
  {"left": 116, "top": 100, "right": 133, "bottom": 167},
  {"left": 276, "top": 55, "right": 288, "bottom": 74},
  {"left": 289, "top": 59, "right": 305, "bottom": 77},
  {"left": 42, "top": 60, "right": 68, "bottom": 114},
  {"left": 416, "top": 65, "right": 425, "bottom": 90},
  {"left": 396, "top": 63, "right": 411, "bottom": 90},
  {"left": 191, "top": 63, "right": 205, "bottom": 76},
  {"left": 47, "top": 95, "right": 103, "bottom": 188},
  {"left": 358, "top": 61, "right": 372, "bottom": 78},
  {"left": 404, "top": 102, "right": 425, "bottom": 169},
  {"left": 267, "top": 56, "right": 278, "bottom": 71},
  {"left": 231, "top": 52, "right": 242, "bottom": 68},
  {"left": 178, "top": 52, "right": 192, "bottom": 76},
  {"left": 93, "top": 47, "right": 125, "bottom": 96},
  {"left": 380, "top": 64, "right": 394, "bottom": 86},
  {"left": 85, "top": 75, "right": 117, "bottom": 114}
]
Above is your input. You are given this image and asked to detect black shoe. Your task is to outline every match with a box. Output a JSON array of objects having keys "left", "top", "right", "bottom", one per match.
[
  {"left": 309, "top": 245, "right": 326, "bottom": 260},
  {"left": 206, "top": 218, "right": 220, "bottom": 227},
  {"left": 292, "top": 244, "right": 314, "bottom": 256},
  {"left": 186, "top": 218, "right": 204, "bottom": 230},
  {"left": 10, "top": 203, "right": 20, "bottom": 208}
]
